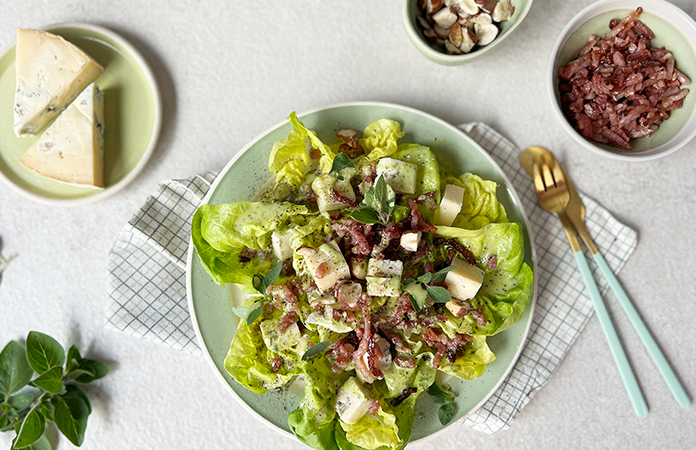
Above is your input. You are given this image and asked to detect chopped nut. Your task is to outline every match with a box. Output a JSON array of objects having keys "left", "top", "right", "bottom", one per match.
[
  {"left": 444, "top": 40, "right": 463, "bottom": 54},
  {"left": 475, "top": 22, "right": 499, "bottom": 46},
  {"left": 460, "top": 26, "right": 478, "bottom": 53},
  {"left": 432, "top": 6, "right": 459, "bottom": 29},
  {"left": 434, "top": 24, "right": 450, "bottom": 39},
  {"left": 426, "top": 0, "right": 444, "bottom": 14},
  {"left": 450, "top": 0, "right": 479, "bottom": 16},
  {"left": 469, "top": 12, "right": 493, "bottom": 25},
  {"left": 475, "top": 0, "right": 499, "bottom": 14},
  {"left": 449, "top": 22, "right": 463, "bottom": 47},
  {"left": 492, "top": 0, "right": 514, "bottom": 22}
]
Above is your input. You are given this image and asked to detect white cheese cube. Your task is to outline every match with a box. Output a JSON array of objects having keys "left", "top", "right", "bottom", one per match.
[
  {"left": 19, "top": 83, "right": 105, "bottom": 188},
  {"left": 376, "top": 158, "right": 418, "bottom": 194},
  {"left": 296, "top": 243, "right": 350, "bottom": 292},
  {"left": 14, "top": 28, "right": 103, "bottom": 137},
  {"left": 366, "top": 276, "right": 401, "bottom": 297},
  {"left": 435, "top": 184, "right": 465, "bottom": 226},
  {"left": 445, "top": 257, "right": 484, "bottom": 301},
  {"left": 311, "top": 175, "right": 356, "bottom": 213},
  {"left": 272, "top": 228, "right": 294, "bottom": 261},
  {"left": 400, "top": 231, "right": 421, "bottom": 252},
  {"left": 445, "top": 299, "right": 472, "bottom": 317},
  {"left": 367, "top": 259, "right": 403, "bottom": 278},
  {"left": 334, "top": 377, "right": 373, "bottom": 425},
  {"left": 260, "top": 320, "right": 301, "bottom": 353}
]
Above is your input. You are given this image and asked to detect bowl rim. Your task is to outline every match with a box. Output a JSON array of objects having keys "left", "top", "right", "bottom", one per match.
[
  {"left": 547, "top": 0, "right": 696, "bottom": 161},
  {"left": 402, "top": 0, "right": 534, "bottom": 65}
]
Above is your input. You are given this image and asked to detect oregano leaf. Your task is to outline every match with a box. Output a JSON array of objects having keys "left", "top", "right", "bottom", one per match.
[
  {"left": 263, "top": 262, "right": 283, "bottom": 290},
  {"left": 24, "top": 434, "right": 51, "bottom": 450},
  {"left": 301, "top": 341, "right": 332, "bottom": 361},
  {"left": 438, "top": 402, "right": 456, "bottom": 425},
  {"left": 330, "top": 153, "right": 354, "bottom": 179},
  {"left": 0, "top": 341, "right": 33, "bottom": 397},
  {"left": 431, "top": 265, "right": 457, "bottom": 283},
  {"left": 417, "top": 272, "right": 432, "bottom": 284},
  {"left": 25, "top": 332, "right": 65, "bottom": 376},
  {"left": 8, "top": 392, "right": 35, "bottom": 412},
  {"left": 246, "top": 303, "right": 264, "bottom": 325},
  {"left": 13, "top": 408, "right": 45, "bottom": 449},
  {"left": 30, "top": 366, "right": 63, "bottom": 394},
  {"left": 74, "top": 360, "right": 110, "bottom": 384},
  {"left": 425, "top": 285, "right": 452, "bottom": 304},
  {"left": 350, "top": 207, "right": 380, "bottom": 224},
  {"left": 54, "top": 391, "right": 89, "bottom": 447}
]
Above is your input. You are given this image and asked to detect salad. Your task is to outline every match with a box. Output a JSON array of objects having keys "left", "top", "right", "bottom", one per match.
[{"left": 191, "top": 113, "right": 534, "bottom": 450}]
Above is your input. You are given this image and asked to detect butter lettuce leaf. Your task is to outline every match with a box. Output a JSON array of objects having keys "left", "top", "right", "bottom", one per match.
[
  {"left": 223, "top": 319, "right": 301, "bottom": 394},
  {"left": 360, "top": 119, "right": 405, "bottom": 161},
  {"left": 269, "top": 112, "right": 335, "bottom": 187},
  {"left": 437, "top": 335, "right": 496, "bottom": 380},
  {"left": 442, "top": 173, "right": 507, "bottom": 230},
  {"left": 289, "top": 355, "right": 346, "bottom": 450},
  {"left": 435, "top": 222, "right": 533, "bottom": 335}
]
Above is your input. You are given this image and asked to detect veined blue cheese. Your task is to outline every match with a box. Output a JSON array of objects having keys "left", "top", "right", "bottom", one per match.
[
  {"left": 19, "top": 83, "right": 105, "bottom": 188},
  {"left": 14, "top": 28, "right": 103, "bottom": 137}
]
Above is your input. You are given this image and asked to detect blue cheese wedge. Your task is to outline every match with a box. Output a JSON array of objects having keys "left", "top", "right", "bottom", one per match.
[
  {"left": 19, "top": 83, "right": 105, "bottom": 188},
  {"left": 333, "top": 377, "right": 373, "bottom": 425},
  {"left": 14, "top": 28, "right": 104, "bottom": 137}
]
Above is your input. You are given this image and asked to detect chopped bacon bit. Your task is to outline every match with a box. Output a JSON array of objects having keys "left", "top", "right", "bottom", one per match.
[
  {"left": 487, "top": 254, "right": 498, "bottom": 271},
  {"left": 278, "top": 311, "right": 297, "bottom": 333},
  {"left": 559, "top": 7, "right": 689, "bottom": 150},
  {"left": 330, "top": 188, "right": 357, "bottom": 208},
  {"left": 309, "top": 148, "right": 321, "bottom": 159},
  {"left": 371, "top": 222, "right": 403, "bottom": 257},
  {"left": 407, "top": 197, "right": 438, "bottom": 233},
  {"left": 391, "top": 387, "right": 417, "bottom": 407},
  {"left": 271, "top": 356, "right": 283, "bottom": 373},
  {"left": 436, "top": 238, "right": 477, "bottom": 266},
  {"left": 332, "top": 217, "right": 374, "bottom": 255},
  {"left": 368, "top": 400, "right": 381, "bottom": 415},
  {"left": 394, "top": 356, "right": 417, "bottom": 368}
]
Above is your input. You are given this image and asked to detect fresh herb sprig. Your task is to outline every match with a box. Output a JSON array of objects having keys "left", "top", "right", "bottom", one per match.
[
  {"left": 403, "top": 265, "right": 457, "bottom": 312},
  {"left": 329, "top": 153, "right": 355, "bottom": 180},
  {"left": 350, "top": 174, "right": 395, "bottom": 225},
  {"left": 0, "top": 331, "right": 110, "bottom": 449},
  {"left": 427, "top": 381, "right": 457, "bottom": 425},
  {"left": 231, "top": 262, "right": 282, "bottom": 325}
]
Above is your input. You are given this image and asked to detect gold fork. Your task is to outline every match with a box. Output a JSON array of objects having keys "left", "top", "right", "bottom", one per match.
[{"left": 522, "top": 149, "right": 649, "bottom": 417}]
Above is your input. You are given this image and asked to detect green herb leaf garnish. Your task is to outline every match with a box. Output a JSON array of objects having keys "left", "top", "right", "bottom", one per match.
[
  {"left": 301, "top": 341, "right": 332, "bottom": 361},
  {"left": 428, "top": 381, "right": 457, "bottom": 425},
  {"left": 351, "top": 174, "right": 396, "bottom": 225},
  {"left": 330, "top": 153, "right": 355, "bottom": 180}
]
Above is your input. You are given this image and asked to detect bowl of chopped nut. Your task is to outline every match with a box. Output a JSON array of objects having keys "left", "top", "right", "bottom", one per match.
[
  {"left": 403, "top": 0, "right": 534, "bottom": 65},
  {"left": 549, "top": 0, "right": 696, "bottom": 160}
]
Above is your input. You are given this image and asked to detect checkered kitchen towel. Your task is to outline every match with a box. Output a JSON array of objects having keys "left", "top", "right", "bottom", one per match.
[{"left": 105, "top": 123, "right": 637, "bottom": 433}]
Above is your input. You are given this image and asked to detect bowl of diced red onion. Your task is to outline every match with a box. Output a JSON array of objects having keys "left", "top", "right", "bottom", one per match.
[
  {"left": 403, "top": 0, "right": 534, "bottom": 65},
  {"left": 549, "top": 0, "right": 696, "bottom": 161}
]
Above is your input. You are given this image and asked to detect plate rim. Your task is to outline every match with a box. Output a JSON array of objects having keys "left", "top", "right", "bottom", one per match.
[
  {"left": 185, "top": 101, "right": 538, "bottom": 443},
  {"left": 0, "top": 21, "right": 163, "bottom": 206}
]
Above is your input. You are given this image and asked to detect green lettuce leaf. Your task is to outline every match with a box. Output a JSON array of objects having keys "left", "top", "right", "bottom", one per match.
[
  {"left": 437, "top": 335, "right": 496, "bottom": 380},
  {"left": 269, "top": 112, "right": 335, "bottom": 187},
  {"left": 223, "top": 318, "right": 301, "bottom": 394},
  {"left": 435, "top": 222, "right": 533, "bottom": 335},
  {"left": 360, "top": 119, "right": 405, "bottom": 161},
  {"left": 442, "top": 173, "right": 507, "bottom": 230},
  {"left": 191, "top": 201, "right": 308, "bottom": 291},
  {"left": 288, "top": 355, "right": 346, "bottom": 450}
]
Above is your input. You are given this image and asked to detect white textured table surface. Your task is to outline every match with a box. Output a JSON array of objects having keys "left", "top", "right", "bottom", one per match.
[{"left": 1, "top": 1, "right": 694, "bottom": 449}]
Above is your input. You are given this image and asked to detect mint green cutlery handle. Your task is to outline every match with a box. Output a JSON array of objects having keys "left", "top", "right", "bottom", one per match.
[
  {"left": 573, "top": 251, "right": 649, "bottom": 417},
  {"left": 593, "top": 253, "right": 691, "bottom": 409}
]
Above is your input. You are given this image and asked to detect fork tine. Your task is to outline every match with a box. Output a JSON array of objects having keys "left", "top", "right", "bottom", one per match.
[
  {"left": 550, "top": 158, "right": 566, "bottom": 188},
  {"left": 532, "top": 161, "right": 545, "bottom": 193},
  {"left": 541, "top": 162, "right": 555, "bottom": 190}
]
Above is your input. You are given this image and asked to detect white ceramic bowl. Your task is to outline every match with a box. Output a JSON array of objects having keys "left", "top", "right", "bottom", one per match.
[{"left": 548, "top": 0, "right": 696, "bottom": 161}]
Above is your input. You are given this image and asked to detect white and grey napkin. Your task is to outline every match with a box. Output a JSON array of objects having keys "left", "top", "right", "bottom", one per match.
[{"left": 106, "top": 122, "right": 637, "bottom": 433}]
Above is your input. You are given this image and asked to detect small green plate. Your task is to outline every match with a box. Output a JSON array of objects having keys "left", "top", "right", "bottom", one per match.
[
  {"left": 0, "top": 23, "right": 162, "bottom": 205},
  {"left": 186, "top": 103, "right": 537, "bottom": 445}
]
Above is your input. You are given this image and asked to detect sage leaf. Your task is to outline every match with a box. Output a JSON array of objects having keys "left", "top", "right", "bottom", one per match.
[
  {"left": 54, "top": 391, "right": 89, "bottom": 446},
  {"left": 0, "top": 341, "right": 33, "bottom": 397},
  {"left": 31, "top": 366, "right": 63, "bottom": 394},
  {"left": 263, "top": 262, "right": 282, "bottom": 289},
  {"left": 301, "top": 341, "right": 332, "bottom": 361},
  {"left": 13, "top": 408, "right": 45, "bottom": 449},
  {"left": 438, "top": 402, "right": 456, "bottom": 425},
  {"left": 246, "top": 303, "right": 264, "bottom": 325},
  {"left": 350, "top": 207, "right": 380, "bottom": 224},
  {"left": 26, "top": 332, "right": 65, "bottom": 376},
  {"left": 425, "top": 285, "right": 452, "bottom": 304}
]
